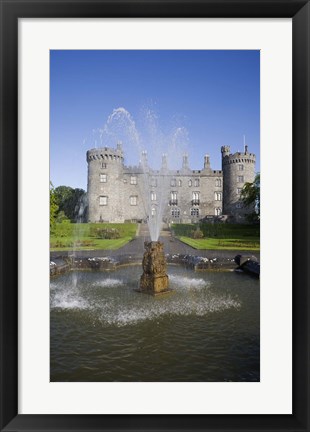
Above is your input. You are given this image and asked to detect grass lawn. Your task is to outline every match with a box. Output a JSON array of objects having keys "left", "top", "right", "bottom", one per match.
[
  {"left": 50, "top": 223, "right": 137, "bottom": 251},
  {"left": 178, "top": 236, "right": 260, "bottom": 251},
  {"left": 174, "top": 223, "right": 260, "bottom": 251}
]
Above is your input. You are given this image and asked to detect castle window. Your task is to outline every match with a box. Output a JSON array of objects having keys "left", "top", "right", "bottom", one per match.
[
  {"left": 130, "top": 196, "right": 138, "bottom": 206},
  {"left": 170, "top": 191, "right": 178, "bottom": 206},
  {"left": 171, "top": 208, "right": 180, "bottom": 218},
  {"left": 151, "top": 177, "right": 157, "bottom": 187},
  {"left": 190, "top": 208, "right": 199, "bottom": 217},
  {"left": 178, "top": 179, "right": 182, "bottom": 187},
  {"left": 194, "top": 178, "right": 200, "bottom": 187},
  {"left": 214, "top": 192, "right": 222, "bottom": 201},
  {"left": 170, "top": 178, "right": 176, "bottom": 187},
  {"left": 215, "top": 208, "right": 222, "bottom": 216},
  {"left": 130, "top": 176, "right": 137, "bottom": 185},
  {"left": 238, "top": 164, "right": 244, "bottom": 171},
  {"left": 188, "top": 179, "right": 192, "bottom": 187},
  {"left": 237, "top": 176, "right": 244, "bottom": 183},
  {"left": 215, "top": 178, "right": 222, "bottom": 187},
  {"left": 99, "top": 196, "right": 108, "bottom": 206},
  {"left": 151, "top": 191, "right": 157, "bottom": 201},
  {"left": 101, "top": 163, "right": 107, "bottom": 169},
  {"left": 151, "top": 207, "right": 156, "bottom": 217},
  {"left": 100, "top": 174, "right": 107, "bottom": 183},
  {"left": 237, "top": 187, "right": 243, "bottom": 194},
  {"left": 192, "top": 192, "right": 200, "bottom": 205}
]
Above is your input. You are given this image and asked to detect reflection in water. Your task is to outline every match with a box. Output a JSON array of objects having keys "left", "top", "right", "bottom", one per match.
[{"left": 50, "top": 266, "right": 259, "bottom": 382}]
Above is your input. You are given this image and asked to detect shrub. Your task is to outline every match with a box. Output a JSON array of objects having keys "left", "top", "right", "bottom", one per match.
[
  {"left": 90, "top": 227, "right": 121, "bottom": 239},
  {"left": 191, "top": 228, "right": 204, "bottom": 239}
]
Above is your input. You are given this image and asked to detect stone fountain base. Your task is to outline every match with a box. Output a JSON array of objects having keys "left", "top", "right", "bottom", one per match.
[{"left": 137, "top": 241, "right": 172, "bottom": 296}]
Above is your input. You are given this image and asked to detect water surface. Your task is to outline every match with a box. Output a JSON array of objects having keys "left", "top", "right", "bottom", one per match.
[{"left": 50, "top": 266, "right": 259, "bottom": 382}]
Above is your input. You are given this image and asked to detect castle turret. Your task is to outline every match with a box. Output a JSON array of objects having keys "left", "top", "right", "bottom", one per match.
[
  {"left": 87, "top": 145, "right": 124, "bottom": 222},
  {"left": 221, "top": 145, "right": 256, "bottom": 221}
]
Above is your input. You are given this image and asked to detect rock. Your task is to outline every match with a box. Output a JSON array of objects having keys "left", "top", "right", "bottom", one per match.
[{"left": 139, "top": 241, "right": 170, "bottom": 295}]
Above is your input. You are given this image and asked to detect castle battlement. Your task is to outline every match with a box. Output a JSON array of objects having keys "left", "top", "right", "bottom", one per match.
[{"left": 87, "top": 144, "right": 256, "bottom": 224}]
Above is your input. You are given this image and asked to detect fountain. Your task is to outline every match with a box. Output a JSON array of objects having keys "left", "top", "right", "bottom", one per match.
[
  {"left": 138, "top": 241, "right": 170, "bottom": 295},
  {"left": 91, "top": 107, "right": 189, "bottom": 294}
]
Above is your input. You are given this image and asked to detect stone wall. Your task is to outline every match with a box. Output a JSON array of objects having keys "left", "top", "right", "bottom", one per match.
[{"left": 87, "top": 144, "right": 256, "bottom": 223}]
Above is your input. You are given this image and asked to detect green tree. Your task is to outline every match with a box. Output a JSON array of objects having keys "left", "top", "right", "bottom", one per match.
[
  {"left": 50, "top": 182, "right": 59, "bottom": 232},
  {"left": 241, "top": 173, "right": 260, "bottom": 222},
  {"left": 54, "top": 185, "right": 86, "bottom": 222}
]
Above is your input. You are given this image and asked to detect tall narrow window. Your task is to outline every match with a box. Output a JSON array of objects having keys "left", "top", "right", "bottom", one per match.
[
  {"left": 215, "top": 178, "right": 222, "bottom": 187},
  {"left": 178, "top": 179, "right": 182, "bottom": 187},
  {"left": 188, "top": 179, "right": 192, "bottom": 187},
  {"left": 192, "top": 192, "right": 200, "bottom": 205},
  {"left": 214, "top": 192, "right": 222, "bottom": 201},
  {"left": 100, "top": 174, "right": 107, "bottom": 183},
  {"left": 151, "top": 191, "right": 157, "bottom": 201},
  {"left": 99, "top": 196, "right": 108, "bottom": 206},
  {"left": 170, "top": 191, "right": 178, "bottom": 205},
  {"left": 130, "top": 196, "right": 137, "bottom": 206},
  {"left": 194, "top": 178, "right": 200, "bottom": 187}
]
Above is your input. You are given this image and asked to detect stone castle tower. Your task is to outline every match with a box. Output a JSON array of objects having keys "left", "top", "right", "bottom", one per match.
[
  {"left": 221, "top": 145, "right": 256, "bottom": 221},
  {"left": 86, "top": 143, "right": 256, "bottom": 223}
]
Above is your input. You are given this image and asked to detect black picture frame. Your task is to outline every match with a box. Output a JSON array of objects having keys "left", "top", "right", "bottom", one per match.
[{"left": 1, "top": 1, "right": 309, "bottom": 431}]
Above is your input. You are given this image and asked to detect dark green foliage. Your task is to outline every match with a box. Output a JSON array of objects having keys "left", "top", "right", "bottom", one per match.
[
  {"left": 54, "top": 185, "right": 87, "bottom": 222},
  {"left": 50, "top": 182, "right": 59, "bottom": 233},
  {"left": 174, "top": 223, "right": 260, "bottom": 239},
  {"left": 241, "top": 172, "right": 260, "bottom": 222}
]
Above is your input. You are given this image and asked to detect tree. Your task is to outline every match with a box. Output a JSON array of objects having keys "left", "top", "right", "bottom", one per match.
[
  {"left": 241, "top": 173, "right": 260, "bottom": 222},
  {"left": 50, "top": 182, "right": 59, "bottom": 232},
  {"left": 54, "top": 185, "right": 86, "bottom": 222}
]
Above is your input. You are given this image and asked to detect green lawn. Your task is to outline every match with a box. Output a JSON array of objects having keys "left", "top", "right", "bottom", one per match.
[
  {"left": 50, "top": 222, "right": 137, "bottom": 251},
  {"left": 174, "top": 223, "right": 260, "bottom": 251},
  {"left": 178, "top": 236, "right": 260, "bottom": 251}
]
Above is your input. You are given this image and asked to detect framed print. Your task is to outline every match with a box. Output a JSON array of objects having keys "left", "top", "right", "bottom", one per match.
[{"left": 0, "top": 1, "right": 309, "bottom": 431}]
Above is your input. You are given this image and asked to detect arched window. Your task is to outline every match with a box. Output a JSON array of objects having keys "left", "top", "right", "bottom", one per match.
[{"left": 214, "top": 192, "right": 222, "bottom": 201}]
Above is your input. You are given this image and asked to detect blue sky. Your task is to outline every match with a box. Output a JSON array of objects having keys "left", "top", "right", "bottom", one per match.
[{"left": 50, "top": 50, "right": 260, "bottom": 190}]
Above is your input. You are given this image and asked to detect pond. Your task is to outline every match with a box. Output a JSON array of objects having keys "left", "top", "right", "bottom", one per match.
[{"left": 50, "top": 266, "right": 259, "bottom": 382}]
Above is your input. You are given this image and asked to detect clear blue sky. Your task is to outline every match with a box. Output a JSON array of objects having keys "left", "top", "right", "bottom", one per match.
[{"left": 50, "top": 50, "right": 260, "bottom": 190}]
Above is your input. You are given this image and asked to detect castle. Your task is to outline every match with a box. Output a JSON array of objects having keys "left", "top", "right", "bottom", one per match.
[{"left": 86, "top": 143, "right": 256, "bottom": 224}]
